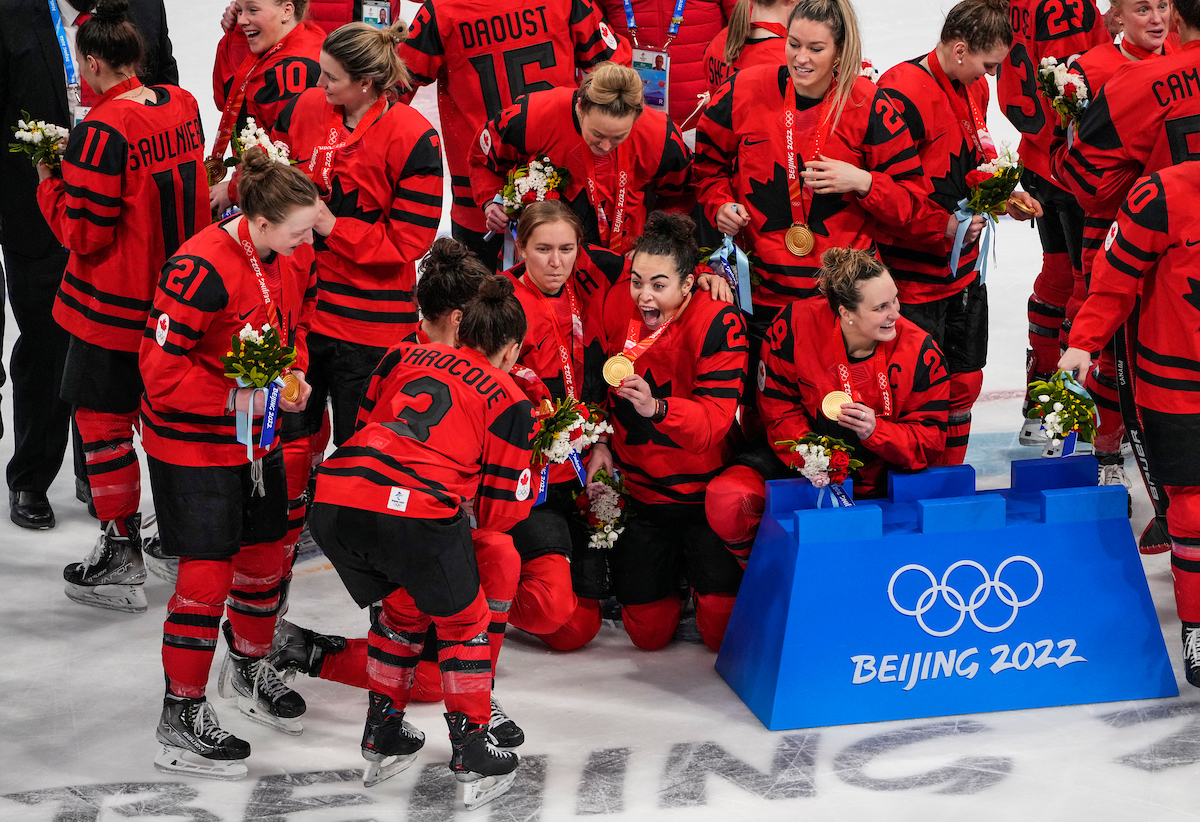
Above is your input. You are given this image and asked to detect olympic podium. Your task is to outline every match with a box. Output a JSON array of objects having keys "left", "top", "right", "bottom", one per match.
[{"left": 715, "top": 457, "right": 1178, "bottom": 731}]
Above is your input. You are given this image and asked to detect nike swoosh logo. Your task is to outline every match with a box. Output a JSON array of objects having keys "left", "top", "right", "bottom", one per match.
[
  {"left": 743, "top": 137, "right": 769, "bottom": 146},
  {"left": 237, "top": 308, "right": 255, "bottom": 320},
  {"left": 1187, "top": 239, "right": 1200, "bottom": 247}
]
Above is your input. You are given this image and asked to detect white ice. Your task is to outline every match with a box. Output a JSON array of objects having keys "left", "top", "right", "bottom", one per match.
[{"left": 5, "top": 1, "right": 1199, "bottom": 820}]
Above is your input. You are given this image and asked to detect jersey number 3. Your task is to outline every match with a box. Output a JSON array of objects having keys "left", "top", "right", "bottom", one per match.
[{"left": 398, "top": 376, "right": 453, "bottom": 441}]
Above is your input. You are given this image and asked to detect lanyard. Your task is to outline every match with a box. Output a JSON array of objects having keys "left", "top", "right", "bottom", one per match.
[
  {"left": 305, "top": 96, "right": 388, "bottom": 194},
  {"left": 620, "top": 293, "right": 691, "bottom": 362},
  {"left": 750, "top": 21, "right": 787, "bottom": 37},
  {"left": 580, "top": 144, "right": 635, "bottom": 254},
  {"left": 523, "top": 276, "right": 583, "bottom": 400},
  {"left": 48, "top": 0, "right": 80, "bottom": 98},
  {"left": 621, "top": 0, "right": 689, "bottom": 48},
  {"left": 926, "top": 50, "right": 996, "bottom": 161},
  {"left": 208, "top": 36, "right": 290, "bottom": 165},
  {"left": 237, "top": 217, "right": 283, "bottom": 330},
  {"left": 833, "top": 317, "right": 891, "bottom": 419},
  {"left": 784, "top": 91, "right": 834, "bottom": 227},
  {"left": 1120, "top": 37, "right": 1173, "bottom": 60}
]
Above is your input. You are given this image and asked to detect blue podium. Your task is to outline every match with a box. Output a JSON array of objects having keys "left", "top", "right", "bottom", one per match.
[{"left": 715, "top": 457, "right": 1178, "bottom": 731}]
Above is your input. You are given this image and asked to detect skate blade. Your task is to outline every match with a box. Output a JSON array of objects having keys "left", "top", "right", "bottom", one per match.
[
  {"left": 153, "top": 745, "right": 247, "bottom": 781},
  {"left": 236, "top": 695, "right": 304, "bottom": 736},
  {"left": 64, "top": 582, "right": 147, "bottom": 613},
  {"left": 362, "top": 751, "right": 418, "bottom": 787},
  {"left": 458, "top": 770, "right": 518, "bottom": 811},
  {"left": 144, "top": 553, "right": 179, "bottom": 584}
]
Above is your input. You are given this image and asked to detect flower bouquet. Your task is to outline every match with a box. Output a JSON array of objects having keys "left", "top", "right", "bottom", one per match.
[
  {"left": 574, "top": 468, "right": 627, "bottom": 552},
  {"left": 1027, "top": 370, "right": 1098, "bottom": 457},
  {"left": 952, "top": 142, "right": 1024, "bottom": 279},
  {"left": 776, "top": 432, "right": 862, "bottom": 487},
  {"left": 860, "top": 59, "right": 880, "bottom": 83},
  {"left": 498, "top": 155, "right": 570, "bottom": 216},
  {"left": 224, "top": 117, "right": 292, "bottom": 170},
  {"left": 530, "top": 397, "right": 612, "bottom": 502},
  {"left": 220, "top": 323, "right": 298, "bottom": 465},
  {"left": 1037, "top": 57, "right": 1089, "bottom": 127},
  {"left": 10, "top": 112, "right": 70, "bottom": 171}
]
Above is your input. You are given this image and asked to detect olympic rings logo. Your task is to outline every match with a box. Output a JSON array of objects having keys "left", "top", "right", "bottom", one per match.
[{"left": 887, "top": 558, "right": 1044, "bottom": 637}]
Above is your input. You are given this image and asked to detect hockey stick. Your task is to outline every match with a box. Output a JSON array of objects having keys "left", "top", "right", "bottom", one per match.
[{"left": 1112, "top": 301, "right": 1171, "bottom": 553}]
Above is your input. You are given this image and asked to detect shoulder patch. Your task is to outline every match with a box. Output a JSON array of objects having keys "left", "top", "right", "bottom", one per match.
[
  {"left": 66, "top": 121, "right": 127, "bottom": 174},
  {"left": 401, "top": 128, "right": 444, "bottom": 178},
  {"left": 912, "top": 334, "right": 950, "bottom": 393},
  {"left": 158, "top": 255, "right": 228, "bottom": 311}
]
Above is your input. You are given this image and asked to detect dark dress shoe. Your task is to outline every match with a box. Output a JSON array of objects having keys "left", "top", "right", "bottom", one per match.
[{"left": 10, "top": 491, "right": 55, "bottom": 530}]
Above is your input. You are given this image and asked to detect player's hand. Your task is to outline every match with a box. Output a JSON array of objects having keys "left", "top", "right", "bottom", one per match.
[
  {"left": 837, "top": 401, "right": 877, "bottom": 439},
  {"left": 615, "top": 373, "right": 657, "bottom": 417},
  {"left": 803, "top": 155, "right": 873, "bottom": 196},
  {"left": 946, "top": 213, "right": 986, "bottom": 245},
  {"left": 585, "top": 442, "right": 614, "bottom": 484},
  {"left": 36, "top": 158, "right": 55, "bottom": 182},
  {"left": 484, "top": 202, "right": 509, "bottom": 234},
  {"left": 221, "top": 1, "right": 238, "bottom": 31},
  {"left": 279, "top": 370, "right": 311, "bottom": 413},
  {"left": 1058, "top": 347, "right": 1092, "bottom": 377},
  {"left": 210, "top": 181, "right": 233, "bottom": 214},
  {"left": 1006, "top": 192, "right": 1042, "bottom": 221},
  {"left": 233, "top": 387, "right": 267, "bottom": 417},
  {"left": 695, "top": 271, "right": 734, "bottom": 304},
  {"left": 313, "top": 200, "right": 336, "bottom": 237},
  {"left": 715, "top": 202, "right": 750, "bottom": 235}
]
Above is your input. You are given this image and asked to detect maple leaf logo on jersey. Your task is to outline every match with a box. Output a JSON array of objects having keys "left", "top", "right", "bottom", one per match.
[
  {"left": 746, "top": 163, "right": 850, "bottom": 235},
  {"left": 326, "top": 177, "right": 382, "bottom": 224},
  {"left": 615, "top": 372, "right": 679, "bottom": 448},
  {"left": 1184, "top": 277, "right": 1200, "bottom": 316},
  {"left": 929, "top": 140, "right": 976, "bottom": 214}
]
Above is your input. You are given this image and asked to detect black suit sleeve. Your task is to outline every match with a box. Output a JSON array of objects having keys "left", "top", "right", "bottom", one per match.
[{"left": 149, "top": 0, "right": 178, "bottom": 85}]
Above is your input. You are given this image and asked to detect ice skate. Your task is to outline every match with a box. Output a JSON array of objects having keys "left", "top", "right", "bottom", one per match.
[
  {"left": 217, "top": 621, "right": 306, "bottom": 735},
  {"left": 489, "top": 695, "right": 524, "bottom": 748},
  {"left": 446, "top": 710, "right": 519, "bottom": 810},
  {"left": 1097, "top": 453, "right": 1133, "bottom": 518},
  {"left": 268, "top": 618, "right": 346, "bottom": 683},
  {"left": 1183, "top": 623, "right": 1200, "bottom": 688},
  {"left": 62, "top": 514, "right": 146, "bottom": 613},
  {"left": 361, "top": 691, "right": 425, "bottom": 787},
  {"left": 154, "top": 693, "right": 250, "bottom": 781},
  {"left": 1041, "top": 435, "right": 1093, "bottom": 459},
  {"left": 141, "top": 521, "right": 179, "bottom": 584},
  {"left": 1018, "top": 416, "right": 1049, "bottom": 447}
]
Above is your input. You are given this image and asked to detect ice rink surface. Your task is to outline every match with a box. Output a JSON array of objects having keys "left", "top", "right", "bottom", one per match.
[{"left": 4, "top": 1, "right": 1199, "bottom": 820}]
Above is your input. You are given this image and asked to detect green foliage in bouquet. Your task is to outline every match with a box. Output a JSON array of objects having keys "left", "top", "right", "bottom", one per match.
[{"left": 220, "top": 324, "right": 296, "bottom": 389}]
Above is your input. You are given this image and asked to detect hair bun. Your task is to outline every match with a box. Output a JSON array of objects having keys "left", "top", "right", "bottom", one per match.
[
  {"left": 239, "top": 146, "right": 274, "bottom": 178},
  {"left": 385, "top": 20, "right": 409, "bottom": 45},
  {"left": 91, "top": 0, "right": 130, "bottom": 22},
  {"left": 643, "top": 211, "right": 696, "bottom": 245},
  {"left": 426, "top": 236, "right": 473, "bottom": 270},
  {"left": 476, "top": 274, "right": 515, "bottom": 305}
]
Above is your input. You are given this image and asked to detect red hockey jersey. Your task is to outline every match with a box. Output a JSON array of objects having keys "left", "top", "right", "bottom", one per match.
[
  {"left": 595, "top": 0, "right": 735, "bottom": 126},
  {"left": 758, "top": 298, "right": 950, "bottom": 497},
  {"left": 1055, "top": 42, "right": 1200, "bottom": 218},
  {"left": 271, "top": 88, "right": 444, "bottom": 348},
  {"left": 702, "top": 25, "right": 786, "bottom": 98},
  {"left": 400, "top": 0, "right": 631, "bottom": 233},
  {"left": 470, "top": 87, "right": 691, "bottom": 254},
  {"left": 595, "top": 286, "right": 748, "bottom": 505},
  {"left": 694, "top": 66, "right": 937, "bottom": 308},
  {"left": 876, "top": 58, "right": 991, "bottom": 304},
  {"left": 316, "top": 341, "right": 537, "bottom": 532},
  {"left": 507, "top": 243, "right": 628, "bottom": 483},
  {"left": 211, "top": 22, "right": 325, "bottom": 129},
  {"left": 997, "top": 0, "right": 1110, "bottom": 182},
  {"left": 1070, "top": 168, "right": 1200, "bottom": 417},
  {"left": 38, "top": 84, "right": 209, "bottom": 353},
  {"left": 140, "top": 218, "right": 317, "bottom": 467}
]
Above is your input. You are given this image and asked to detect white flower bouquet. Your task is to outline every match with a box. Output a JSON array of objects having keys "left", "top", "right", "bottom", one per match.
[
  {"left": 499, "top": 155, "right": 570, "bottom": 216},
  {"left": 10, "top": 111, "right": 70, "bottom": 170},
  {"left": 574, "top": 468, "right": 626, "bottom": 551},
  {"left": 532, "top": 398, "right": 612, "bottom": 467},
  {"left": 1037, "top": 57, "right": 1089, "bottom": 127}
]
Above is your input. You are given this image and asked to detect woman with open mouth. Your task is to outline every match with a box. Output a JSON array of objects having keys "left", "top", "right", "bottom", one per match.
[
  {"left": 208, "top": 0, "right": 325, "bottom": 213},
  {"left": 705, "top": 248, "right": 950, "bottom": 565},
  {"left": 586, "top": 212, "right": 749, "bottom": 652}
]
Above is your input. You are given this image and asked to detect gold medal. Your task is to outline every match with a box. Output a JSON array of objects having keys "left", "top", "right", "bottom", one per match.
[
  {"left": 785, "top": 223, "right": 815, "bottom": 257},
  {"left": 1007, "top": 196, "right": 1037, "bottom": 215},
  {"left": 205, "top": 156, "right": 228, "bottom": 186},
  {"left": 603, "top": 354, "right": 635, "bottom": 387},
  {"left": 281, "top": 373, "right": 301, "bottom": 404},
  {"left": 821, "top": 390, "right": 853, "bottom": 420}
]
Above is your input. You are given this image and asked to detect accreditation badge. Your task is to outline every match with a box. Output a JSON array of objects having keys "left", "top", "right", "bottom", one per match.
[
  {"left": 632, "top": 48, "right": 670, "bottom": 115},
  {"left": 360, "top": 0, "right": 390, "bottom": 28}
]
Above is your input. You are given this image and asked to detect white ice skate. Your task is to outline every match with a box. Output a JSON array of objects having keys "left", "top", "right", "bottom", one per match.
[
  {"left": 217, "top": 622, "right": 305, "bottom": 736},
  {"left": 141, "top": 514, "right": 178, "bottom": 584},
  {"left": 154, "top": 695, "right": 250, "bottom": 781},
  {"left": 1019, "top": 416, "right": 1049, "bottom": 447}
]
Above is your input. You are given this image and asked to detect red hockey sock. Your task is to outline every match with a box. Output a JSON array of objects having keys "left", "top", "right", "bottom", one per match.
[
  {"left": 474, "top": 530, "right": 520, "bottom": 672},
  {"left": 705, "top": 464, "right": 767, "bottom": 555},
  {"left": 509, "top": 553, "right": 577, "bottom": 635},
  {"left": 366, "top": 604, "right": 427, "bottom": 711},
  {"left": 537, "top": 598, "right": 602, "bottom": 651},
  {"left": 432, "top": 590, "right": 492, "bottom": 725},
  {"left": 317, "top": 637, "right": 370, "bottom": 690},
  {"left": 226, "top": 540, "right": 286, "bottom": 657},
  {"left": 695, "top": 592, "right": 737, "bottom": 651},
  {"left": 75, "top": 407, "right": 141, "bottom": 525},
  {"left": 411, "top": 657, "right": 444, "bottom": 703},
  {"left": 622, "top": 596, "right": 682, "bottom": 651},
  {"left": 937, "top": 370, "right": 983, "bottom": 467},
  {"left": 1087, "top": 352, "right": 1125, "bottom": 454},
  {"left": 1029, "top": 252, "right": 1072, "bottom": 369},
  {"left": 163, "top": 558, "right": 233, "bottom": 698}
]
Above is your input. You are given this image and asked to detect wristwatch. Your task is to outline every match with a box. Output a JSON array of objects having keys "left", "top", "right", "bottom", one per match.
[{"left": 651, "top": 398, "right": 668, "bottom": 423}]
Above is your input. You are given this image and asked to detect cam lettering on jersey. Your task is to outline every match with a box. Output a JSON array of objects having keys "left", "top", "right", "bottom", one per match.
[
  {"left": 129, "top": 116, "right": 204, "bottom": 171},
  {"left": 402, "top": 345, "right": 510, "bottom": 408},
  {"left": 458, "top": 7, "right": 551, "bottom": 48},
  {"left": 1153, "top": 68, "right": 1200, "bottom": 107}
]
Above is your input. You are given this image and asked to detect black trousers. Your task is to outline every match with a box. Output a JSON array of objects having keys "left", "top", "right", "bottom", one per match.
[{"left": 2, "top": 245, "right": 72, "bottom": 493}]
